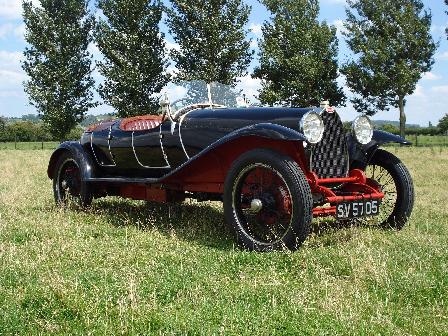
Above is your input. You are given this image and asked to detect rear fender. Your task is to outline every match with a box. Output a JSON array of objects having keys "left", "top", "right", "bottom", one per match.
[
  {"left": 47, "top": 141, "right": 96, "bottom": 181},
  {"left": 161, "top": 123, "right": 308, "bottom": 192},
  {"left": 349, "top": 130, "right": 411, "bottom": 170}
]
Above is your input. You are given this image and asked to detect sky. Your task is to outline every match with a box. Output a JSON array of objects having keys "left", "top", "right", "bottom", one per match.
[{"left": 0, "top": 0, "right": 447, "bottom": 126}]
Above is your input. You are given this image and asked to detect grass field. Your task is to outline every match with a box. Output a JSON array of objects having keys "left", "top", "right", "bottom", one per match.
[
  {"left": 0, "top": 142, "right": 59, "bottom": 150},
  {"left": 0, "top": 148, "right": 447, "bottom": 335},
  {"left": 0, "top": 135, "right": 446, "bottom": 151},
  {"left": 404, "top": 135, "right": 448, "bottom": 147}
]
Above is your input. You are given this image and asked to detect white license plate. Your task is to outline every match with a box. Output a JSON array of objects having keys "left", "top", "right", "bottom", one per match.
[{"left": 336, "top": 200, "right": 381, "bottom": 219}]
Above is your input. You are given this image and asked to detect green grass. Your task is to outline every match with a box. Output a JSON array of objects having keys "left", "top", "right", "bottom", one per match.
[
  {"left": 405, "top": 135, "right": 448, "bottom": 147},
  {"left": 0, "top": 141, "right": 59, "bottom": 150},
  {"left": 0, "top": 147, "right": 447, "bottom": 335}
]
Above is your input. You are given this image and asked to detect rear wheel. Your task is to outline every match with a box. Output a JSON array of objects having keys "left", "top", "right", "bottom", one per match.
[
  {"left": 53, "top": 152, "right": 92, "bottom": 208},
  {"left": 223, "top": 149, "right": 313, "bottom": 251},
  {"left": 364, "top": 149, "right": 414, "bottom": 229}
]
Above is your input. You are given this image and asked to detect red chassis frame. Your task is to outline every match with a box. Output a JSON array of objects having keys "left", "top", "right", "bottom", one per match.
[{"left": 97, "top": 137, "right": 384, "bottom": 219}]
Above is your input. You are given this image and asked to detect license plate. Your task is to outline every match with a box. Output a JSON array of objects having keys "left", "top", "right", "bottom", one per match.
[{"left": 336, "top": 200, "right": 381, "bottom": 219}]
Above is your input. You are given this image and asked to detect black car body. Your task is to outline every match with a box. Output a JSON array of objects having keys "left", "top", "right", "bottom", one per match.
[{"left": 48, "top": 82, "right": 414, "bottom": 251}]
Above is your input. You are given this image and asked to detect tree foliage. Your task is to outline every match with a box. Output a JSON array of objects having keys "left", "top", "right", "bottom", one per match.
[
  {"left": 96, "top": 0, "right": 169, "bottom": 117},
  {"left": 0, "top": 117, "right": 5, "bottom": 133},
  {"left": 22, "top": 0, "right": 96, "bottom": 141},
  {"left": 439, "top": 114, "right": 448, "bottom": 134},
  {"left": 166, "top": 0, "right": 253, "bottom": 85},
  {"left": 446, "top": 0, "right": 448, "bottom": 38},
  {"left": 253, "top": 0, "right": 345, "bottom": 107},
  {"left": 341, "top": 0, "right": 437, "bottom": 137}
]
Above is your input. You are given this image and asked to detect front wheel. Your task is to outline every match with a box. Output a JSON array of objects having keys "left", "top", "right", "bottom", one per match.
[
  {"left": 365, "top": 149, "right": 414, "bottom": 229},
  {"left": 53, "top": 151, "right": 93, "bottom": 208},
  {"left": 223, "top": 149, "right": 313, "bottom": 251}
]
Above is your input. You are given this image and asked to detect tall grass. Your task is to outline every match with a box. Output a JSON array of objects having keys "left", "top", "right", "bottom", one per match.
[{"left": 0, "top": 148, "right": 446, "bottom": 334}]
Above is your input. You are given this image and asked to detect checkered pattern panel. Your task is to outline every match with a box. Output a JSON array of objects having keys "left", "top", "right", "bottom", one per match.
[{"left": 311, "top": 111, "right": 349, "bottom": 178}]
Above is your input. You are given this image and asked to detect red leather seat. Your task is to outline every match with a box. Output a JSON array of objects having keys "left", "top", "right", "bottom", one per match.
[{"left": 120, "top": 115, "right": 164, "bottom": 131}]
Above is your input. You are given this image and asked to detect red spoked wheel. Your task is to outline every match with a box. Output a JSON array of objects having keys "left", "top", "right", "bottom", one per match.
[
  {"left": 234, "top": 164, "right": 293, "bottom": 245},
  {"left": 224, "top": 149, "right": 313, "bottom": 251},
  {"left": 53, "top": 152, "right": 92, "bottom": 207}
]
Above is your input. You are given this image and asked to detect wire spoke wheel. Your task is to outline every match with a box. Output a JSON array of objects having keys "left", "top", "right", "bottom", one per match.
[
  {"left": 224, "top": 149, "right": 313, "bottom": 251},
  {"left": 233, "top": 164, "right": 293, "bottom": 245},
  {"left": 364, "top": 164, "right": 397, "bottom": 225},
  {"left": 356, "top": 149, "right": 414, "bottom": 229}
]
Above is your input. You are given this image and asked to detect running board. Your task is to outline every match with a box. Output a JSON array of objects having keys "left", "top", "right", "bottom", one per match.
[{"left": 86, "top": 177, "right": 160, "bottom": 184}]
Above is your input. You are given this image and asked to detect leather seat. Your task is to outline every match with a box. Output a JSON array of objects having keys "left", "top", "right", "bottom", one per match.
[{"left": 120, "top": 115, "right": 164, "bottom": 131}]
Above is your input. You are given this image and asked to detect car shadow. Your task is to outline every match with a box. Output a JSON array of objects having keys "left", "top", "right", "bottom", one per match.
[
  {"left": 89, "top": 198, "right": 235, "bottom": 250},
  {"left": 70, "top": 198, "right": 379, "bottom": 251}
]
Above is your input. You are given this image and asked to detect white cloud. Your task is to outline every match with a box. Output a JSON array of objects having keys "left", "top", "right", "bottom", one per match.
[
  {"left": 0, "top": 23, "right": 13, "bottom": 38},
  {"left": 321, "top": 0, "right": 347, "bottom": 4},
  {"left": 422, "top": 72, "right": 441, "bottom": 81},
  {"left": 250, "top": 39, "right": 258, "bottom": 49},
  {"left": 431, "top": 85, "right": 448, "bottom": 94},
  {"left": 436, "top": 51, "right": 448, "bottom": 61},
  {"left": 165, "top": 40, "right": 180, "bottom": 52},
  {"left": 0, "top": 0, "right": 40, "bottom": 19},
  {"left": 0, "top": 23, "right": 25, "bottom": 39},
  {"left": 0, "top": 51, "right": 26, "bottom": 91},
  {"left": 13, "top": 23, "right": 25, "bottom": 38},
  {"left": 411, "top": 84, "right": 425, "bottom": 97},
  {"left": 0, "top": 69, "right": 26, "bottom": 85},
  {"left": 431, "top": 24, "right": 447, "bottom": 35},
  {"left": 0, "top": 0, "right": 22, "bottom": 19},
  {"left": 332, "top": 19, "right": 347, "bottom": 37},
  {"left": 249, "top": 23, "right": 262, "bottom": 37},
  {"left": 88, "top": 42, "right": 102, "bottom": 60},
  {"left": 0, "top": 90, "right": 23, "bottom": 98},
  {"left": 236, "top": 75, "right": 261, "bottom": 103},
  {"left": 0, "top": 50, "right": 23, "bottom": 68}
]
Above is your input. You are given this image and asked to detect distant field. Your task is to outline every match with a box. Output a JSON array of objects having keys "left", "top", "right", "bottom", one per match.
[
  {"left": 0, "top": 147, "right": 447, "bottom": 334},
  {"left": 0, "top": 141, "right": 59, "bottom": 150},
  {"left": 405, "top": 135, "right": 448, "bottom": 147},
  {"left": 0, "top": 135, "right": 446, "bottom": 151}
]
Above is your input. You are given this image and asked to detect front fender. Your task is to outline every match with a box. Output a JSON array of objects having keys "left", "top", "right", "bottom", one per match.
[
  {"left": 349, "top": 130, "right": 411, "bottom": 170},
  {"left": 368, "top": 130, "right": 411, "bottom": 148},
  {"left": 160, "top": 123, "right": 307, "bottom": 188},
  {"left": 218, "top": 123, "right": 307, "bottom": 143},
  {"left": 47, "top": 141, "right": 96, "bottom": 181}
]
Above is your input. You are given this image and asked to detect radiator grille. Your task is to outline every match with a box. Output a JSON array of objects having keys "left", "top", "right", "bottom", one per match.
[{"left": 311, "top": 111, "right": 349, "bottom": 178}]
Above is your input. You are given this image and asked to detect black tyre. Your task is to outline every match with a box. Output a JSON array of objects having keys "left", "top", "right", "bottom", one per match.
[
  {"left": 53, "top": 151, "right": 93, "bottom": 208},
  {"left": 223, "top": 149, "right": 313, "bottom": 251},
  {"left": 365, "top": 149, "right": 414, "bottom": 229}
]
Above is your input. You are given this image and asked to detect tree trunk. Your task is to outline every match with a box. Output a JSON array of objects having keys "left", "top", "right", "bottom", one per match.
[{"left": 399, "top": 96, "right": 406, "bottom": 139}]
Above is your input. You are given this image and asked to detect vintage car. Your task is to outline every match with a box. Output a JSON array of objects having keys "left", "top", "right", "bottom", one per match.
[{"left": 47, "top": 81, "right": 414, "bottom": 251}]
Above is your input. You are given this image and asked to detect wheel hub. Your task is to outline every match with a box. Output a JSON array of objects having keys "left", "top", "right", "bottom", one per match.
[{"left": 250, "top": 198, "right": 263, "bottom": 212}]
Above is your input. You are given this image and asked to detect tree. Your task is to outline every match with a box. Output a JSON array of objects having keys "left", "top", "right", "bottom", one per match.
[
  {"left": 22, "top": 0, "right": 96, "bottom": 142},
  {"left": 253, "top": 0, "right": 345, "bottom": 107},
  {"left": 0, "top": 117, "right": 5, "bottom": 133},
  {"left": 96, "top": 0, "right": 169, "bottom": 117},
  {"left": 166, "top": 0, "right": 253, "bottom": 85},
  {"left": 439, "top": 114, "right": 448, "bottom": 134},
  {"left": 446, "top": 0, "right": 448, "bottom": 38},
  {"left": 341, "top": 0, "right": 437, "bottom": 138},
  {"left": 380, "top": 123, "right": 400, "bottom": 135}
]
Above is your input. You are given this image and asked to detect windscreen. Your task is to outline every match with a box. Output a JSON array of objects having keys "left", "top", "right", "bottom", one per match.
[{"left": 162, "top": 80, "right": 244, "bottom": 114}]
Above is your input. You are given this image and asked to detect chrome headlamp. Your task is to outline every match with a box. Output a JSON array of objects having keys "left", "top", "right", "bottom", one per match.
[
  {"left": 353, "top": 115, "right": 373, "bottom": 144},
  {"left": 300, "top": 112, "right": 325, "bottom": 144}
]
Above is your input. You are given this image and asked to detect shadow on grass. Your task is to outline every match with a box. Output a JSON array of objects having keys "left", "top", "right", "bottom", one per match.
[
  {"left": 88, "top": 198, "right": 235, "bottom": 251},
  {"left": 52, "top": 197, "right": 385, "bottom": 251}
]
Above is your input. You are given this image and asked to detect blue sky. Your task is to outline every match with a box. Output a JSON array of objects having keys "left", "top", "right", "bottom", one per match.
[{"left": 0, "top": 0, "right": 447, "bottom": 126}]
